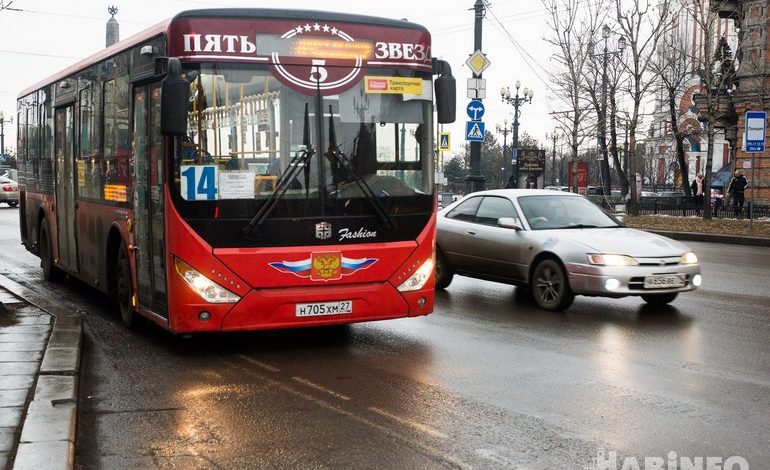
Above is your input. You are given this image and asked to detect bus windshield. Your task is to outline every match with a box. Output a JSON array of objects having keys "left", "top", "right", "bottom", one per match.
[{"left": 174, "top": 63, "right": 434, "bottom": 224}]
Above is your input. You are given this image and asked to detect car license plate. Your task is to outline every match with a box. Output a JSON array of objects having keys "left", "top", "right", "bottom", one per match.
[
  {"left": 296, "top": 300, "right": 352, "bottom": 317},
  {"left": 644, "top": 274, "right": 685, "bottom": 289}
]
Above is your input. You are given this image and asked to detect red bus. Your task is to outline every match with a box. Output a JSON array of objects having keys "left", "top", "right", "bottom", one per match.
[{"left": 16, "top": 9, "right": 455, "bottom": 333}]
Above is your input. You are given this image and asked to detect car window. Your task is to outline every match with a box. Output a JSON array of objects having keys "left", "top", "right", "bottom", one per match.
[
  {"left": 445, "top": 196, "right": 482, "bottom": 222},
  {"left": 519, "top": 195, "right": 620, "bottom": 230},
  {"left": 475, "top": 196, "right": 519, "bottom": 226}
]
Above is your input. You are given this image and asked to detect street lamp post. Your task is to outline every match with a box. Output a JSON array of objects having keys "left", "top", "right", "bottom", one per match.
[
  {"left": 500, "top": 81, "right": 533, "bottom": 189},
  {"left": 546, "top": 130, "right": 559, "bottom": 186},
  {"left": 0, "top": 111, "right": 11, "bottom": 159},
  {"left": 496, "top": 120, "right": 511, "bottom": 188},
  {"left": 594, "top": 25, "right": 625, "bottom": 196}
]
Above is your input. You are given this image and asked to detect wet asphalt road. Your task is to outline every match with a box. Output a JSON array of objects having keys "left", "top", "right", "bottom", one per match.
[{"left": 0, "top": 208, "right": 769, "bottom": 469}]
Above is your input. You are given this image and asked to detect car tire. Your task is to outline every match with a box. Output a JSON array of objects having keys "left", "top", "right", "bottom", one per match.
[
  {"left": 7, "top": 201, "right": 18, "bottom": 208},
  {"left": 434, "top": 248, "right": 453, "bottom": 290},
  {"left": 530, "top": 258, "right": 574, "bottom": 311},
  {"left": 641, "top": 293, "right": 678, "bottom": 305},
  {"left": 116, "top": 243, "right": 137, "bottom": 328},
  {"left": 39, "top": 221, "right": 64, "bottom": 282}
]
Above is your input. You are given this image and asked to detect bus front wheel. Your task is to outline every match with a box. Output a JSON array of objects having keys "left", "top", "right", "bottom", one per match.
[
  {"left": 116, "top": 243, "right": 137, "bottom": 328},
  {"left": 39, "top": 221, "right": 64, "bottom": 282}
]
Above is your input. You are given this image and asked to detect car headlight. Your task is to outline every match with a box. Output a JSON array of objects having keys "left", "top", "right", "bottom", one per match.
[
  {"left": 587, "top": 254, "right": 639, "bottom": 266},
  {"left": 397, "top": 257, "right": 435, "bottom": 292},
  {"left": 680, "top": 251, "right": 698, "bottom": 265},
  {"left": 175, "top": 258, "right": 241, "bottom": 303}
]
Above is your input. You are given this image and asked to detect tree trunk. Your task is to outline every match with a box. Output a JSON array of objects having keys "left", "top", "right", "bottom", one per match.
[
  {"left": 668, "top": 91, "right": 691, "bottom": 196},
  {"left": 609, "top": 90, "right": 629, "bottom": 195}
]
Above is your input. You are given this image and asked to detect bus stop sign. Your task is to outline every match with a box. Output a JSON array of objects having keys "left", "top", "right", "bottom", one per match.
[{"left": 745, "top": 111, "right": 766, "bottom": 152}]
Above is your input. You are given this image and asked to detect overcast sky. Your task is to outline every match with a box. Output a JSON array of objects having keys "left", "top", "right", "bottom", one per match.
[{"left": 0, "top": 0, "right": 563, "bottom": 156}]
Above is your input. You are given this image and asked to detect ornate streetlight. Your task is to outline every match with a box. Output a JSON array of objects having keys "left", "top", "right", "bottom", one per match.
[
  {"left": 594, "top": 25, "right": 626, "bottom": 195},
  {"left": 496, "top": 119, "right": 512, "bottom": 188},
  {"left": 545, "top": 130, "right": 560, "bottom": 186},
  {"left": 0, "top": 110, "right": 12, "bottom": 159},
  {"left": 500, "top": 81, "right": 533, "bottom": 188}
]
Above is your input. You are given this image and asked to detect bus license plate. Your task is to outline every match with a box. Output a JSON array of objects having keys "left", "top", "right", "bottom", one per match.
[
  {"left": 296, "top": 300, "right": 353, "bottom": 317},
  {"left": 644, "top": 274, "right": 685, "bottom": 289}
]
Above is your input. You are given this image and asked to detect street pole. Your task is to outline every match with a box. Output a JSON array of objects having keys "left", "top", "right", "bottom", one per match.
[
  {"left": 599, "top": 28, "right": 611, "bottom": 196},
  {"left": 501, "top": 83, "right": 533, "bottom": 189},
  {"left": 0, "top": 111, "right": 5, "bottom": 158},
  {"left": 551, "top": 132, "right": 557, "bottom": 186},
  {"left": 750, "top": 153, "right": 755, "bottom": 231},
  {"left": 466, "top": 0, "right": 485, "bottom": 194}
]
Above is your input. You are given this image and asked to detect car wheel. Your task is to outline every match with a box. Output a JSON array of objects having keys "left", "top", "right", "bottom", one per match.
[
  {"left": 116, "top": 243, "right": 137, "bottom": 328},
  {"left": 39, "top": 221, "right": 64, "bottom": 281},
  {"left": 434, "top": 248, "right": 453, "bottom": 290},
  {"left": 530, "top": 258, "right": 574, "bottom": 311},
  {"left": 7, "top": 201, "right": 18, "bottom": 208},
  {"left": 641, "top": 293, "right": 678, "bottom": 305}
]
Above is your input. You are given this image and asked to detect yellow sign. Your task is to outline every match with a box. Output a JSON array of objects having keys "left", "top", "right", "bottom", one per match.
[
  {"left": 439, "top": 132, "right": 451, "bottom": 152},
  {"left": 77, "top": 161, "right": 86, "bottom": 187},
  {"left": 364, "top": 76, "right": 423, "bottom": 95},
  {"left": 465, "top": 50, "right": 491, "bottom": 76}
]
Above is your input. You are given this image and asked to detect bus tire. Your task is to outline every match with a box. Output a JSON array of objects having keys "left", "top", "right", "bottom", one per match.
[
  {"left": 39, "top": 221, "right": 64, "bottom": 282},
  {"left": 116, "top": 243, "right": 137, "bottom": 328}
]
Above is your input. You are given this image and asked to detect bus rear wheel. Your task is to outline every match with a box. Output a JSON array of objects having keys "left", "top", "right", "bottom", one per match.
[
  {"left": 116, "top": 243, "right": 137, "bottom": 328},
  {"left": 39, "top": 222, "right": 64, "bottom": 281}
]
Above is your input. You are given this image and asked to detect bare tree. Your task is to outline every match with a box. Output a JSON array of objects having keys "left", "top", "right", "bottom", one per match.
[
  {"left": 650, "top": 22, "right": 696, "bottom": 196},
  {"left": 615, "top": 0, "right": 672, "bottom": 215},
  {"left": 544, "top": 0, "right": 606, "bottom": 169},
  {"left": 689, "top": 0, "right": 739, "bottom": 219}
]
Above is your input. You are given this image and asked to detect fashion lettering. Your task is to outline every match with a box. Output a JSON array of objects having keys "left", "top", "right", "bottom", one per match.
[{"left": 338, "top": 228, "right": 377, "bottom": 241}]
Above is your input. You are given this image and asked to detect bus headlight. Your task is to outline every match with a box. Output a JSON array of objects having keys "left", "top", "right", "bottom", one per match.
[
  {"left": 397, "top": 258, "right": 435, "bottom": 292},
  {"left": 174, "top": 258, "right": 240, "bottom": 303}
]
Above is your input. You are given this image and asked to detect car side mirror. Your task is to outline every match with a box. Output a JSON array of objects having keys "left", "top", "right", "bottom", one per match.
[{"left": 497, "top": 217, "right": 522, "bottom": 230}]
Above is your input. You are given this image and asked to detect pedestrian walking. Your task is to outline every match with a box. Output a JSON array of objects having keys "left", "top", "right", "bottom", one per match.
[
  {"left": 727, "top": 170, "right": 748, "bottom": 218},
  {"left": 691, "top": 173, "right": 703, "bottom": 214}
]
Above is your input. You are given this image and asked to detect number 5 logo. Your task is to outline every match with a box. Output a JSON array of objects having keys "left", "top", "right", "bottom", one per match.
[
  {"left": 180, "top": 165, "right": 218, "bottom": 200},
  {"left": 309, "top": 59, "right": 328, "bottom": 83}
]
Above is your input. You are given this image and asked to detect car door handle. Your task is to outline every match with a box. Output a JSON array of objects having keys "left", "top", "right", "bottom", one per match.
[{"left": 466, "top": 230, "right": 476, "bottom": 235}]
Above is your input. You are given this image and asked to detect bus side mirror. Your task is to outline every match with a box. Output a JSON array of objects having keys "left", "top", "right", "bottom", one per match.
[
  {"left": 161, "top": 58, "right": 189, "bottom": 136},
  {"left": 433, "top": 59, "right": 456, "bottom": 124}
]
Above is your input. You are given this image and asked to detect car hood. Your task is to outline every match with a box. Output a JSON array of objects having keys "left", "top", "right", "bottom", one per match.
[{"left": 548, "top": 227, "right": 690, "bottom": 257}]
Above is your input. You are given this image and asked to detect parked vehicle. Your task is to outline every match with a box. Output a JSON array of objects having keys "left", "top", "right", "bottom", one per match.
[
  {"left": 543, "top": 185, "right": 570, "bottom": 192},
  {"left": 0, "top": 176, "right": 18, "bottom": 207},
  {"left": 436, "top": 189, "right": 702, "bottom": 311}
]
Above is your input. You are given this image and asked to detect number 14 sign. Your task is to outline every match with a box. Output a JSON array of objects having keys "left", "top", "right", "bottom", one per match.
[{"left": 181, "top": 165, "right": 218, "bottom": 200}]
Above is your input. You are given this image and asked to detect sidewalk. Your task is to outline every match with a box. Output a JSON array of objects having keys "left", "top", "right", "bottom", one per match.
[{"left": 0, "top": 275, "right": 81, "bottom": 470}]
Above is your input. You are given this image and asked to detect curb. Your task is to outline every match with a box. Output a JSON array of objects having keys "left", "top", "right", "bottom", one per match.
[
  {"left": 644, "top": 229, "right": 770, "bottom": 247},
  {"left": 0, "top": 274, "right": 81, "bottom": 470}
]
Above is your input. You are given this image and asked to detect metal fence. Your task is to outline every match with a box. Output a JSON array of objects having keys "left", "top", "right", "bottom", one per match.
[{"left": 588, "top": 196, "right": 770, "bottom": 219}]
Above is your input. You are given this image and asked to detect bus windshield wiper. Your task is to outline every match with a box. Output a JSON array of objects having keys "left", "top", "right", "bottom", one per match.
[
  {"left": 325, "top": 106, "right": 395, "bottom": 232},
  {"left": 242, "top": 103, "right": 314, "bottom": 237}
]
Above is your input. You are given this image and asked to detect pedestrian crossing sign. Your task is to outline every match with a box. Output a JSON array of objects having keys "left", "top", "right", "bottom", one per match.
[
  {"left": 465, "top": 121, "right": 485, "bottom": 142},
  {"left": 439, "top": 132, "right": 451, "bottom": 152}
]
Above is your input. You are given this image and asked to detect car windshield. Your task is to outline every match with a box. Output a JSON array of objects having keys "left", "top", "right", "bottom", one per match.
[{"left": 518, "top": 195, "right": 620, "bottom": 230}]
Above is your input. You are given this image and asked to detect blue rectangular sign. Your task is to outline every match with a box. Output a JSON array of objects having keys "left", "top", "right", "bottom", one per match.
[
  {"left": 465, "top": 121, "right": 485, "bottom": 142},
  {"left": 745, "top": 111, "right": 766, "bottom": 152}
]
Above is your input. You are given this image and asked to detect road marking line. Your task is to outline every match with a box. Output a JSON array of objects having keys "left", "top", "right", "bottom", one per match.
[
  {"left": 220, "top": 359, "right": 470, "bottom": 469},
  {"left": 291, "top": 376, "right": 351, "bottom": 401},
  {"left": 368, "top": 407, "right": 448, "bottom": 439},
  {"left": 239, "top": 355, "right": 280, "bottom": 372}
]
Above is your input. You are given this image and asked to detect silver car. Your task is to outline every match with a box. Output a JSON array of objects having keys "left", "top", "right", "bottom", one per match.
[
  {"left": 0, "top": 176, "right": 18, "bottom": 207},
  {"left": 435, "top": 189, "right": 701, "bottom": 311}
]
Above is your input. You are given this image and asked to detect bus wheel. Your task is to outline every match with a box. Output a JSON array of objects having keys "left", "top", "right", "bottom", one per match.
[
  {"left": 39, "top": 222, "right": 64, "bottom": 281},
  {"left": 116, "top": 243, "right": 136, "bottom": 328}
]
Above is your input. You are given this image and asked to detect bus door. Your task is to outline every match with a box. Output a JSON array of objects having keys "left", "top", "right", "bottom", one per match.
[
  {"left": 54, "top": 105, "right": 78, "bottom": 272},
  {"left": 131, "top": 83, "right": 168, "bottom": 318}
]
